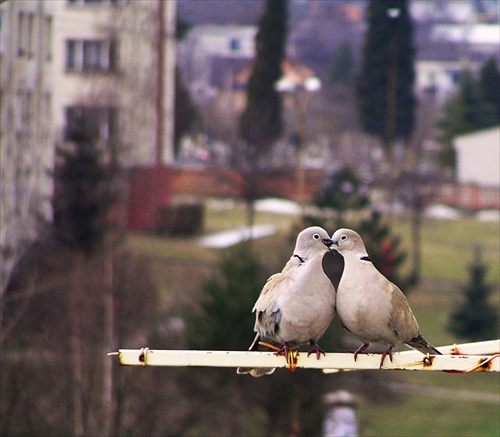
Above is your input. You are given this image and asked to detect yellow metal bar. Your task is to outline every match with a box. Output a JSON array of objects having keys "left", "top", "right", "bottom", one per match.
[{"left": 109, "top": 340, "right": 500, "bottom": 373}]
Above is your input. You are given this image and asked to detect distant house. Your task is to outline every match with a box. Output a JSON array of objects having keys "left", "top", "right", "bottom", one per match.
[
  {"left": 177, "top": 25, "right": 257, "bottom": 103},
  {"left": 455, "top": 127, "right": 500, "bottom": 187},
  {"left": 414, "top": 60, "right": 465, "bottom": 103},
  {"left": 437, "top": 127, "right": 500, "bottom": 210}
]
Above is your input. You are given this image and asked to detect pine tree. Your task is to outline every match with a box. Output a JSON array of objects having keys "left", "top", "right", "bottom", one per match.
[
  {"left": 237, "top": 0, "right": 287, "bottom": 229},
  {"left": 239, "top": 0, "right": 287, "bottom": 162},
  {"left": 52, "top": 113, "right": 116, "bottom": 255},
  {"left": 449, "top": 247, "right": 499, "bottom": 341},
  {"left": 186, "top": 244, "right": 262, "bottom": 350},
  {"left": 356, "top": 0, "right": 415, "bottom": 162},
  {"left": 478, "top": 57, "right": 500, "bottom": 127},
  {"left": 440, "top": 59, "right": 500, "bottom": 149},
  {"left": 357, "top": 210, "right": 409, "bottom": 289},
  {"left": 315, "top": 166, "right": 370, "bottom": 223}
]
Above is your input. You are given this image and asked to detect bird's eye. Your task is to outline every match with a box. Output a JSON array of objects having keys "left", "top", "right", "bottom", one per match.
[
  {"left": 313, "top": 233, "right": 320, "bottom": 240},
  {"left": 341, "top": 235, "right": 347, "bottom": 241}
]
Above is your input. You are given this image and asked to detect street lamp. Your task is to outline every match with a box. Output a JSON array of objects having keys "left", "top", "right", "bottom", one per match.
[{"left": 275, "top": 74, "right": 321, "bottom": 227}]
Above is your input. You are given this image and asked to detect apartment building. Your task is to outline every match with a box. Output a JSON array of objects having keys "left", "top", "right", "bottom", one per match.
[
  {"left": 0, "top": 0, "right": 176, "bottom": 288},
  {"left": 0, "top": 1, "right": 55, "bottom": 288},
  {"left": 50, "top": 0, "right": 176, "bottom": 165}
]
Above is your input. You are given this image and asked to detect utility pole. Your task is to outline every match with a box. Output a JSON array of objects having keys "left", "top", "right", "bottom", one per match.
[
  {"left": 154, "top": 0, "right": 165, "bottom": 165},
  {"left": 154, "top": 0, "right": 176, "bottom": 165}
]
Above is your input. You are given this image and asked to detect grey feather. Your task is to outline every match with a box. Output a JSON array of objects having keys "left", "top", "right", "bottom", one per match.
[
  {"left": 331, "top": 228, "right": 441, "bottom": 366},
  {"left": 237, "top": 227, "right": 337, "bottom": 377}
]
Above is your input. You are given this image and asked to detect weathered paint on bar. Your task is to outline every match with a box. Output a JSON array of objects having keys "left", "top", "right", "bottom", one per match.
[{"left": 109, "top": 340, "right": 500, "bottom": 373}]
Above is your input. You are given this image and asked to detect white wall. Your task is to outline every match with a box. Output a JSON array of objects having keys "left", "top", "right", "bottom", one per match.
[{"left": 455, "top": 127, "right": 500, "bottom": 187}]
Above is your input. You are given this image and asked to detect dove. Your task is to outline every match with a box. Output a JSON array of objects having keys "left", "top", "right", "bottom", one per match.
[
  {"left": 237, "top": 226, "right": 337, "bottom": 377},
  {"left": 331, "top": 228, "right": 441, "bottom": 367}
]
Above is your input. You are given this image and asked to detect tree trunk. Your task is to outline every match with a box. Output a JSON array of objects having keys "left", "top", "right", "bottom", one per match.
[
  {"left": 102, "top": 240, "right": 115, "bottom": 436},
  {"left": 71, "top": 254, "right": 85, "bottom": 436}
]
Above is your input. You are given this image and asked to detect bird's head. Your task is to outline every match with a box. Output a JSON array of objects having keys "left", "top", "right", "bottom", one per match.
[
  {"left": 294, "top": 226, "right": 334, "bottom": 258},
  {"left": 331, "top": 228, "right": 366, "bottom": 254}
]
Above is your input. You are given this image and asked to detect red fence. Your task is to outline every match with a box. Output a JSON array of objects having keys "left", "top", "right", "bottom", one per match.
[
  {"left": 124, "top": 166, "right": 499, "bottom": 231},
  {"left": 434, "top": 183, "right": 500, "bottom": 211}
]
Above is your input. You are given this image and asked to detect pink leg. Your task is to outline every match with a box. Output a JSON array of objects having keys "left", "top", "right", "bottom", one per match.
[
  {"left": 352, "top": 343, "right": 370, "bottom": 361},
  {"left": 307, "top": 340, "right": 326, "bottom": 360},
  {"left": 379, "top": 345, "right": 395, "bottom": 368}
]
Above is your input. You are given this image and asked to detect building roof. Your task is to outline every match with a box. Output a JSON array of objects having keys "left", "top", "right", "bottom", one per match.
[{"left": 233, "top": 58, "right": 316, "bottom": 88}]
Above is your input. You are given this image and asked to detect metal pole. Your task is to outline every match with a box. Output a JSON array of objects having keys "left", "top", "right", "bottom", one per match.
[
  {"left": 109, "top": 340, "right": 500, "bottom": 372},
  {"left": 154, "top": 0, "right": 165, "bottom": 165}
]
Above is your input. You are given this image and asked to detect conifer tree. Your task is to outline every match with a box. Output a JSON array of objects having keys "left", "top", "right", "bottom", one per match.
[
  {"left": 239, "top": 0, "right": 287, "bottom": 160},
  {"left": 449, "top": 247, "right": 498, "bottom": 341},
  {"left": 53, "top": 114, "right": 115, "bottom": 255},
  {"left": 315, "top": 166, "right": 370, "bottom": 223},
  {"left": 237, "top": 0, "right": 288, "bottom": 229},
  {"left": 439, "top": 59, "right": 499, "bottom": 170},
  {"left": 356, "top": 0, "right": 415, "bottom": 162},
  {"left": 478, "top": 58, "right": 500, "bottom": 127},
  {"left": 357, "top": 210, "right": 409, "bottom": 289},
  {"left": 186, "top": 244, "right": 262, "bottom": 350}
]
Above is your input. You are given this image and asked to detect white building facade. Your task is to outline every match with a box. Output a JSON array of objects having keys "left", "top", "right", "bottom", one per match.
[
  {"left": 0, "top": 0, "right": 176, "bottom": 289},
  {"left": 0, "top": 1, "right": 55, "bottom": 289}
]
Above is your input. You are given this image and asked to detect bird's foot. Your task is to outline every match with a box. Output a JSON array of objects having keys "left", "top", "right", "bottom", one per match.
[
  {"left": 307, "top": 340, "right": 326, "bottom": 360},
  {"left": 352, "top": 343, "right": 370, "bottom": 361},
  {"left": 276, "top": 342, "right": 297, "bottom": 362},
  {"left": 379, "top": 346, "right": 395, "bottom": 368},
  {"left": 276, "top": 342, "right": 299, "bottom": 372}
]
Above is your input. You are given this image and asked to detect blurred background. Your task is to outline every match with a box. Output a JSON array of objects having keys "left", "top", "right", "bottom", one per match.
[{"left": 1, "top": 0, "right": 499, "bottom": 436}]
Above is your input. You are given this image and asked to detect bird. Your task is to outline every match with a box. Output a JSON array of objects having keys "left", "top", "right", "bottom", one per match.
[
  {"left": 237, "top": 226, "right": 337, "bottom": 377},
  {"left": 330, "top": 228, "right": 442, "bottom": 368}
]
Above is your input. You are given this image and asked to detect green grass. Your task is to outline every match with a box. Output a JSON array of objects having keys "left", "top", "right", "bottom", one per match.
[
  {"left": 126, "top": 201, "right": 500, "bottom": 437},
  {"left": 394, "top": 218, "right": 500, "bottom": 284},
  {"left": 359, "top": 393, "right": 499, "bottom": 436}
]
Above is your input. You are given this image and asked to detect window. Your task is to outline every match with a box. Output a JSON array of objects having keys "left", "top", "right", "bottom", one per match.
[
  {"left": 229, "top": 38, "right": 241, "bottom": 52},
  {"left": 27, "top": 13, "right": 34, "bottom": 57},
  {"left": 16, "top": 90, "right": 33, "bottom": 135},
  {"left": 66, "top": 39, "right": 115, "bottom": 72},
  {"left": 44, "top": 16, "right": 53, "bottom": 61},
  {"left": 18, "top": 11, "right": 26, "bottom": 56},
  {"left": 65, "top": 106, "right": 119, "bottom": 147},
  {"left": 17, "top": 11, "right": 35, "bottom": 58}
]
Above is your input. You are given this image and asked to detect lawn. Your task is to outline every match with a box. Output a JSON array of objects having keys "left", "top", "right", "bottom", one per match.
[{"left": 126, "top": 200, "right": 500, "bottom": 437}]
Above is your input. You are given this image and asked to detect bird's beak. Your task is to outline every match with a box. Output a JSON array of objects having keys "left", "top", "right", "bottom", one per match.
[
  {"left": 323, "top": 238, "right": 334, "bottom": 249},
  {"left": 330, "top": 239, "right": 339, "bottom": 247}
]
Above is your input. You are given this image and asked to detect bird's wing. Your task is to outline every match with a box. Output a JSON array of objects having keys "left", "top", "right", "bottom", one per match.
[
  {"left": 252, "top": 273, "right": 285, "bottom": 336},
  {"left": 252, "top": 257, "right": 300, "bottom": 337},
  {"left": 252, "top": 256, "right": 298, "bottom": 311},
  {"left": 388, "top": 282, "right": 420, "bottom": 342}
]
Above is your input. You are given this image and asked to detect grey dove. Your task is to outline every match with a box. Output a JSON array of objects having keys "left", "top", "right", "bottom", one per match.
[
  {"left": 331, "top": 228, "right": 441, "bottom": 367},
  {"left": 237, "top": 226, "right": 337, "bottom": 377}
]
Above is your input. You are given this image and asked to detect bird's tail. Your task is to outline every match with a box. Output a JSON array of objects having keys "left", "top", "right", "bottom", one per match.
[
  {"left": 405, "top": 333, "right": 442, "bottom": 355},
  {"left": 237, "top": 367, "right": 276, "bottom": 377},
  {"left": 236, "top": 334, "right": 276, "bottom": 377}
]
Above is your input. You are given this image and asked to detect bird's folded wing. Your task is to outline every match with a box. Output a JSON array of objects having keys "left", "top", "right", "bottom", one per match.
[
  {"left": 388, "top": 282, "right": 420, "bottom": 341},
  {"left": 252, "top": 268, "right": 292, "bottom": 337}
]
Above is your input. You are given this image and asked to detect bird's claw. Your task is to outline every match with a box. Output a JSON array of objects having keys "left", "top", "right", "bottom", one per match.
[
  {"left": 307, "top": 341, "right": 326, "bottom": 360},
  {"left": 379, "top": 346, "right": 395, "bottom": 368},
  {"left": 352, "top": 343, "right": 370, "bottom": 361}
]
